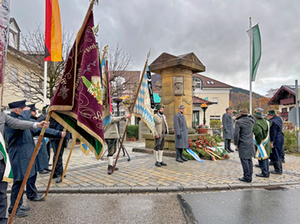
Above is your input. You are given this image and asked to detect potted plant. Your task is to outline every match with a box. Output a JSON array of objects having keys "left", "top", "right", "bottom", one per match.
[{"left": 197, "top": 124, "right": 208, "bottom": 134}]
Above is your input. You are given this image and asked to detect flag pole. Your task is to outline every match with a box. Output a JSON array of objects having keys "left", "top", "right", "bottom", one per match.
[
  {"left": 249, "top": 17, "right": 253, "bottom": 115},
  {"left": 62, "top": 134, "right": 78, "bottom": 181},
  {"left": 112, "top": 51, "right": 151, "bottom": 173},
  {"left": 44, "top": 61, "right": 47, "bottom": 106},
  {"left": 44, "top": 128, "right": 66, "bottom": 200},
  {"left": 8, "top": 112, "right": 52, "bottom": 224}
]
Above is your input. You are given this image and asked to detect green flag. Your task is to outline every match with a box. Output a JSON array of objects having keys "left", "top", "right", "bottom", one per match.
[{"left": 252, "top": 24, "right": 261, "bottom": 81}]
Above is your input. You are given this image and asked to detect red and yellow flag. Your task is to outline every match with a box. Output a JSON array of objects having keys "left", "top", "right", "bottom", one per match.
[{"left": 45, "top": 0, "right": 62, "bottom": 62}]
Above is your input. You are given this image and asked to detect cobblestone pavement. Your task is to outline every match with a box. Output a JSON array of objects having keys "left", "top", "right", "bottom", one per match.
[{"left": 8, "top": 141, "right": 300, "bottom": 191}]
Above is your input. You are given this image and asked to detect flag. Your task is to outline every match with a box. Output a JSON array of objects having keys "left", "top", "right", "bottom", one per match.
[
  {"left": 0, "top": 0, "right": 11, "bottom": 109},
  {"left": 132, "top": 67, "right": 155, "bottom": 135},
  {"left": 100, "top": 57, "right": 112, "bottom": 126},
  {"left": 48, "top": 11, "right": 104, "bottom": 160},
  {"left": 80, "top": 142, "right": 91, "bottom": 156},
  {"left": 0, "top": 133, "right": 13, "bottom": 182},
  {"left": 45, "top": 0, "right": 62, "bottom": 61},
  {"left": 251, "top": 24, "right": 261, "bottom": 81}
]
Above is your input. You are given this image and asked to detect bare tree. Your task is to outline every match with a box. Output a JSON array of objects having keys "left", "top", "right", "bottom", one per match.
[
  {"left": 99, "top": 43, "right": 135, "bottom": 97},
  {"left": 4, "top": 25, "right": 74, "bottom": 103}
]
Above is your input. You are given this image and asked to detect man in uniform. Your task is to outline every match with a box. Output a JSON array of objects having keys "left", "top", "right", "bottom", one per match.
[
  {"left": 222, "top": 107, "right": 234, "bottom": 153},
  {"left": 3, "top": 100, "right": 49, "bottom": 218},
  {"left": 173, "top": 105, "right": 188, "bottom": 163},
  {"left": 104, "top": 113, "right": 131, "bottom": 174},
  {"left": 234, "top": 108, "right": 255, "bottom": 183},
  {"left": 253, "top": 111, "right": 271, "bottom": 178},
  {"left": 153, "top": 105, "right": 168, "bottom": 167},
  {"left": 49, "top": 118, "right": 70, "bottom": 183},
  {"left": 268, "top": 110, "right": 284, "bottom": 175}
]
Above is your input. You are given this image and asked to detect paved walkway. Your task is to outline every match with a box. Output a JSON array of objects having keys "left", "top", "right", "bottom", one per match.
[{"left": 8, "top": 141, "right": 300, "bottom": 193}]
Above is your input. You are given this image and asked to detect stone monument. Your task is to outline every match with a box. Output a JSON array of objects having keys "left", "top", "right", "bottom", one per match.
[{"left": 142, "top": 52, "right": 206, "bottom": 150}]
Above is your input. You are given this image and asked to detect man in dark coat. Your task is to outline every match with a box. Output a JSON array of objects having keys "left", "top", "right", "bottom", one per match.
[
  {"left": 234, "top": 108, "right": 255, "bottom": 183},
  {"left": 222, "top": 107, "right": 234, "bottom": 153},
  {"left": 27, "top": 104, "right": 64, "bottom": 175},
  {"left": 268, "top": 110, "right": 284, "bottom": 174},
  {"left": 49, "top": 117, "right": 71, "bottom": 183},
  {"left": 253, "top": 112, "right": 271, "bottom": 177},
  {"left": 3, "top": 100, "right": 49, "bottom": 218},
  {"left": 0, "top": 111, "right": 48, "bottom": 222},
  {"left": 173, "top": 105, "right": 188, "bottom": 163}
]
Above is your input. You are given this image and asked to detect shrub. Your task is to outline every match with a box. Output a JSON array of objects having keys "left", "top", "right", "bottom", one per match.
[
  {"left": 127, "top": 125, "right": 139, "bottom": 139},
  {"left": 210, "top": 120, "right": 221, "bottom": 129},
  {"left": 283, "top": 130, "right": 298, "bottom": 153}
]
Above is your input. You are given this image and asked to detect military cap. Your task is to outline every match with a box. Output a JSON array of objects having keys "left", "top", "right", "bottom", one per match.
[
  {"left": 8, "top": 100, "right": 26, "bottom": 109},
  {"left": 156, "top": 104, "right": 164, "bottom": 110},
  {"left": 178, "top": 105, "right": 185, "bottom": 109},
  {"left": 27, "top": 103, "right": 38, "bottom": 111}
]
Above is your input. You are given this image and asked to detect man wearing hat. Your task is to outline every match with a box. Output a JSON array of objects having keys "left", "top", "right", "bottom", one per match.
[
  {"left": 267, "top": 110, "right": 284, "bottom": 174},
  {"left": 253, "top": 111, "right": 272, "bottom": 178},
  {"left": 104, "top": 112, "right": 132, "bottom": 175},
  {"left": 222, "top": 107, "right": 234, "bottom": 153},
  {"left": 153, "top": 105, "right": 169, "bottom": 167},
  {"left": 4, "top": 100, "right": 50, "bottom": 218},
  {"left": 173, "top": 105, "right": 188, "bottom": 162},
  {"left": 234, "top": 108, "right": 256, "bottom": 183},
  {"left": 254, "top": 107, "right": 265, "bottom": 168}
]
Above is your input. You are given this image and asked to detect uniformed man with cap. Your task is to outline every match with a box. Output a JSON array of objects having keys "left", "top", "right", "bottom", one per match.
[
  {"left": 267, "top": 110, "right": 284, "bottom": 175},
  {"left": 222, "top": 107, "right": 234, "bottom": 153},
  {"left": 3, "top": 100, "right": 50, "bottom": 218},
  {"left": 153, "top": 105, "right": 168, "bottom": 167},
  {"left": 173, "top": 105, "right": 188, "bottom": 162}
]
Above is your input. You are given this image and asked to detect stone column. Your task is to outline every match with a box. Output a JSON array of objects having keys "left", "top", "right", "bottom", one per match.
[
  {"left": 161, "top": 68, "right": 194, "bottom": 133},
  {"left": 149, "top": 52, "right": 206, "bottom": 135}
]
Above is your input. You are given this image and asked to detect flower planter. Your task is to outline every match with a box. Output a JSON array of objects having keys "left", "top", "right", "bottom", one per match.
[{"left": 197, "top": 128, "right": 208, "bottom": 134}]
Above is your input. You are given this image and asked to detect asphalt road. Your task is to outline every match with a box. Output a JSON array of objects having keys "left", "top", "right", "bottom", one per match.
[
  {"left": 8, "top": 193, "right": 185, "bottom": 224},
  {"left": 180, "top": 187, "right": 300, "bottom": 224}
]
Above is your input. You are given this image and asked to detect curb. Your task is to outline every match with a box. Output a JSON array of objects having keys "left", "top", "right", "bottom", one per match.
[{"left": 8, "top": 182, "right": 300, "bottom": 194}]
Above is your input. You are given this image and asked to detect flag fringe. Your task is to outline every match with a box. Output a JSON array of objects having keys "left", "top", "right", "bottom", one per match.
[{"left": 51, "top": 112, "right": 103, "bottom": 160}]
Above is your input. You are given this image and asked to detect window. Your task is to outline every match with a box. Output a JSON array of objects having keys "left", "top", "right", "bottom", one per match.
[
  {"left": 192, "top": 77, "right": 202, "bottom": 89},
  {"left": 9, "top": 31, "right": 17, "bottom": 48},
  {"left": 211, "top": 97, "right": 218, "bottom": 105},
  {"left": 10, "top": 67, "right": 18, "bottom": 82},
  {"left": 210, "top": 115, "right": 220, "bottom": 120},
  {"left": 282, "top": 108, "right": 287, "bottom": 113},
  {"left": 25, "top": 73, "right": 31, "bottom": 98}
]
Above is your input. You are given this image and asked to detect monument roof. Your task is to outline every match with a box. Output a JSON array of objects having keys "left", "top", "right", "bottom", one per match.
[{"left": 149, "top": 52, "right": 205, "bottom": 74}]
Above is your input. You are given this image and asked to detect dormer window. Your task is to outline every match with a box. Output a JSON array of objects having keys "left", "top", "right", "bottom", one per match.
[
  {"left": 8, "top": 18, "right": 20, "bottom": 50},
  {"left": 192, "top": 77, "right": 202, "bottom": 88}
]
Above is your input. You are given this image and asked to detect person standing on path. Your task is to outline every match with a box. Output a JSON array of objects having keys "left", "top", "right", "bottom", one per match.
[
  {"left": 234, "top": 108, "right": 255, "bottom": 183},
  {"left": 253, "top": 112, "right": 271, "bottom": 178},
  {"left": 267, "top": 110, "right": 284, "bottom": 175},
  {"left": 0, "top": 104, "right": 49, "bottom": 222},
  {"left": 276, "top": 110, "right": 285, "bottom": 163},
  {"left": 4, "top": 100, "right": 50, "bottom": 218},
  {"left": 104, "top": 113, "right": 132, "bottom": 174},
  {"left": 153, "top": 105, "right": 169, "bottom": 167},
  {"left": 49, "top": 118, "right": 70, "bottom": 183},
  {"left": 173, "top": 105, "right": 188, "bottom": 163},
  {"left": 222, "top": 107, "right": 234, "bottom": 153}
]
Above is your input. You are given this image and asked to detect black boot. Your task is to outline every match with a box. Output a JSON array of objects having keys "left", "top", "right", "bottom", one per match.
[
  {"left": 180, "top": 149, "right": 188, "bottom": 162},
  {"left": 270, "top": 161, "right": 282, "bottom": 175},
  {"left": 176, "top": 149, "right": 183, "bottom": 163}
]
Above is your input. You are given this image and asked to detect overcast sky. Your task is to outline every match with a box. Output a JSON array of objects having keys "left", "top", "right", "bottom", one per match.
[{"left": 10, "top": 0, "right": 300, "bottom": 95}]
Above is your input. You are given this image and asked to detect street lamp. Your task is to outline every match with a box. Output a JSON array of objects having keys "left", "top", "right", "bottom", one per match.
[
  {"left": 201, "top": 103, "right": 208, "bottom": 125},
  {"left": 113, "top": 97, "right": 123, "bottom": 130}
]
